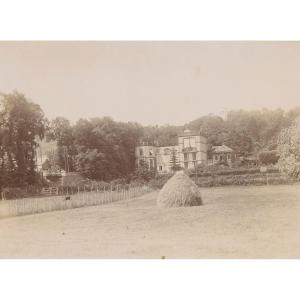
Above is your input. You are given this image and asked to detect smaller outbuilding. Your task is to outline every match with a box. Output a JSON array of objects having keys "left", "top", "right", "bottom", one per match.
[{"left": 212, "top": 145, "right": 234, "bottom": 166}]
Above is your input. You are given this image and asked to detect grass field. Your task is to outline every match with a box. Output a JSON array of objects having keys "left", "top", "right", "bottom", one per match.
[{"left": 0, "top": 184, "right": 299, "bottom": 258}]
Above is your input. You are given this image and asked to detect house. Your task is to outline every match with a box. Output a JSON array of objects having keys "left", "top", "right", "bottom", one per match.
[
  {"left": 212, "top": 145, "right": 234, "bottom": 165},
  {"left": 135, "top": 129, "right": 208, "bottom": 173}
]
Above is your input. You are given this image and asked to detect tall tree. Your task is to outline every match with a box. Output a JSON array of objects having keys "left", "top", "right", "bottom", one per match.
[
  {"left": 277, "top": 118, "right": 300, "bottom": 179},
  {"left": 0, "top": 91, "right": 46, "bottom": 187},
  {"left": 73, "top": 117, "right": 143, "bottom": 181},
  {"left": 47, "top": 117, "right": 76, "bottom": 172}
]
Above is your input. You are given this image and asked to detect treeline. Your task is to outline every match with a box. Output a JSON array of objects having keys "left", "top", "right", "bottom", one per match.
[
  {"left": 143, "top": 108, "right": 300, "bottom": 158},
  {"left": 45, "top": 117, "right": 143, "bottom": 181},
  {"left": 2, "top": 91, "right": 300, "bottom": 189}
]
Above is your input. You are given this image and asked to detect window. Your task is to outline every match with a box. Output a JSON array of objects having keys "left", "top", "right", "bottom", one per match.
[
  {"left": 159, "top": 166, "right": 163, "bottom": 171},
  {"left": 192, "top": 152, "right": 196, "bottom": 161},
  {"left": 149, "top": 149, "right": 153, "bottom": 156},
  {"left": 184, "top": 162, "right": 188, "bottom": 169},
  {"left": 149, "top": 159, "right": 154, "bottom": 170},
  {"left": 190, "top": 137, "right": 196, "bottom": 148},
  {"left": 164, "top": 148, "right": 171, "bottom": 155},
  {"left": 215, "top": 155, "right": 219, "bottom": 161},
  {"left": 183, "top": 137, "right": 196, "bottom": 148},
  {"left": 184, "top": 153, "right": 188, "bottom": 161},
  {"left": 183, "top": 138, "right": 190, "bottom": 148},
  {"left": 227, "top": 153, "right": 231, "bottom": 159},
  {"left": 139, "top": 149, "right": 143, "bottom": 156}
]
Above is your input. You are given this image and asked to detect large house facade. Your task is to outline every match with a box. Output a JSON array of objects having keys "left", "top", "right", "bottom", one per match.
[{"left": 135, "top": 129, "right": 208, "bottom": 173}]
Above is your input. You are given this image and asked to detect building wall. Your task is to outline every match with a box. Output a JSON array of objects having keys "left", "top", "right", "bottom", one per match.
[
  {"left": 135, "top": 131, "right": 208, "bottom": 173},
  {"left": 178, "top": 134, "right": 207, "bottom": 169},
  {"left": 135, "top": 145, "right": 157, "bottom": 170},
  {"left": 156, "top": 146, "right": 180, "bottom": 173},
  {"left": 212, "top": 152, "right": 233, "bottom": 165}
]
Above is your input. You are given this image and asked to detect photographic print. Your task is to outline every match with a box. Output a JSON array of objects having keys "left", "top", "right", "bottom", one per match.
[{"left": 0, "top": 41, "right": 300, "bottom": 258}]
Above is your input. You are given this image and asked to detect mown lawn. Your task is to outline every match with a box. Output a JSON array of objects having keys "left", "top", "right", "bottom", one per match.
[{"left": 0, "top": 184, "right": 299, "bottom": 258}]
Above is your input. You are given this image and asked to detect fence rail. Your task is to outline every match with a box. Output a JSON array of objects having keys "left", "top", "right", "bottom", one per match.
[{"left": 0, "top": 186, "right": 151, "bottom": 219}]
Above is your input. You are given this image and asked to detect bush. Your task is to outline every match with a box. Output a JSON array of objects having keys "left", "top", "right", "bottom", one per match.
[
  {"left": 0, "top": 186, "right": 44, "bottom": 200},
  {"left": 148, "top": 173, "right": 173, "bottom": 190},
  {"left": 193, "top": 172, "right": 294, "bottom": 187},
  {"left": 258, "top": 150, "right": 279, "bottom": 165},
  {"left": 188, "top": 163, "right": 279, "bottom": 178}
]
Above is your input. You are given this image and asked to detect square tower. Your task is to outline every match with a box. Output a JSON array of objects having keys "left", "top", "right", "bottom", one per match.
[{"left": 177, "top": 129, "right": 207, "bottom": 169}]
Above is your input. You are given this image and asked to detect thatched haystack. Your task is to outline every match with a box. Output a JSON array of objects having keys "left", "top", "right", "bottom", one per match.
[{"left": 157, "top": 171, "right": 202, "bottom": 208}]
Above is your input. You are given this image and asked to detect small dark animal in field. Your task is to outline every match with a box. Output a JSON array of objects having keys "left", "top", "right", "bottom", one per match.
[{"left": 65, "top": 196, "right": 71, "bottom": 200}]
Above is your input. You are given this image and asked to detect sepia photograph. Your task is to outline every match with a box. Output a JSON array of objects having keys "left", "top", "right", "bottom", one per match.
[{"left": 0, "top": 41, "right": 300, "bottom": 259}]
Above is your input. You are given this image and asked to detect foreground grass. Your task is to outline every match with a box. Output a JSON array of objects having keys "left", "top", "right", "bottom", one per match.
[{"left": 0, "top": 185, "right": 299, "bottom": 258}]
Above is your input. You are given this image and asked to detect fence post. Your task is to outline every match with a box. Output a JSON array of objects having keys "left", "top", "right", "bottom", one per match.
[
  {"left": 22, "top": 198, "right": 25, "bottom": 215},
  {"left": 110, "top": 184, "right": 112, "bottom": 203}
]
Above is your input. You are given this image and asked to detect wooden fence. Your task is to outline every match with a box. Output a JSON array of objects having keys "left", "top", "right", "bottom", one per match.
[{"left": 0, "top": 185, "right": 151, "bottom": 219}]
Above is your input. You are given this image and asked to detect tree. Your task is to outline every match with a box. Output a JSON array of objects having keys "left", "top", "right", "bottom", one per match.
[
  {"left": 169, "top": 148, "right": 181, "bottom": 171},
  {"left": 47, "top": 117, "right": 76, "bottom": 172},
  {"left": 277, "top": 119, "right": 300, "bottom": 178},
  {"left": 258, "top": 150, "right": 279, "bottom": 165},
  {"left": 0, "top": 91, "right": 46, "bottom": 187},
  {"left": 72, "top": 117, "right": 143, "bottom": 181},
  {"left": 134, "top": 159, "right": 155, "bottom": 182}
]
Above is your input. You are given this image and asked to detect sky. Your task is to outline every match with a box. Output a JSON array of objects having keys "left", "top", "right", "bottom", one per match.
[{"left": 0, "top": 41, "right": 300, "bottom": 126}]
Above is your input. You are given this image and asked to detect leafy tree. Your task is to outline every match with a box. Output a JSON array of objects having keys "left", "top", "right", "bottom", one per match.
[
  {"left": 47, "top": 117, "right": 76, "bottom": 172},
  {"left": 277, "top": 119, "right": 300, "bottom": 179},
  {"left": 142, "top": 125, "right": 180, "bottom": 146},
  {"left": 72, "top": 117, "right": 143, "bottom": 181},
  {"left": 134, "top": 159, "right": 155, "bottom": 182},
  {"left": 258, "top": 150, "right": 279, "bottom": 165},
  {"left": 0, "top": 91, "right": 46, "bottom": 187}
]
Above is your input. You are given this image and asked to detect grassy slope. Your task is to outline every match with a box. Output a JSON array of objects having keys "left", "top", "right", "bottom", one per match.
[{"left": 0, "top": 185, "right": 299, "bottom": 258}]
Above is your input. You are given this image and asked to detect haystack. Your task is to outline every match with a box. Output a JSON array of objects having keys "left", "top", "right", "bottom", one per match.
[{"left": 157, "top": 171, "right": 202, "bottom": 208}]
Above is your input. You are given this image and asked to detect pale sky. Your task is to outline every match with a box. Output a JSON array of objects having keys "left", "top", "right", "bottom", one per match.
[{"left": 0, "top": 41, "right": 300, "bottom": 125}]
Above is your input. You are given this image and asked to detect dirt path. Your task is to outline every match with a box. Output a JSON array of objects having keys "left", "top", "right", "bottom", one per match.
[{"left": 0, "top": 185, "right": 300, "bottom": 258}]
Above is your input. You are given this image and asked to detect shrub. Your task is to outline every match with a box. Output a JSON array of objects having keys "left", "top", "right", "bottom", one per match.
[
  {"left": 148, "top": 173, "right": 173, "bottom": 190},
  {"left": 193, "top": 172, "right": 294, "bottom": 187},
  {"left": 258, "top": 150, "right": 279, "bottom": 165}
]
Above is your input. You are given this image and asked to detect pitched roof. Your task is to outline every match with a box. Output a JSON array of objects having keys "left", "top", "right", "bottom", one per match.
[{"left": 212, "top": 145, "right": 233, "bottom": 153}]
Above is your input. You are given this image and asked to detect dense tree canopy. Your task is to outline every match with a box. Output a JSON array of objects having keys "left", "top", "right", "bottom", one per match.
[
  {"left": 277, "top": 118, "right": 300, "bottom": 178},
  {"left": 70, "top": 117, "right": 142, "bottom": 181},
  {"left": 0, "top": 92, "right": 47, "bottom": 188},
  {"left": 46, "top": 117, "right": 76, "bottom": 172}
]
